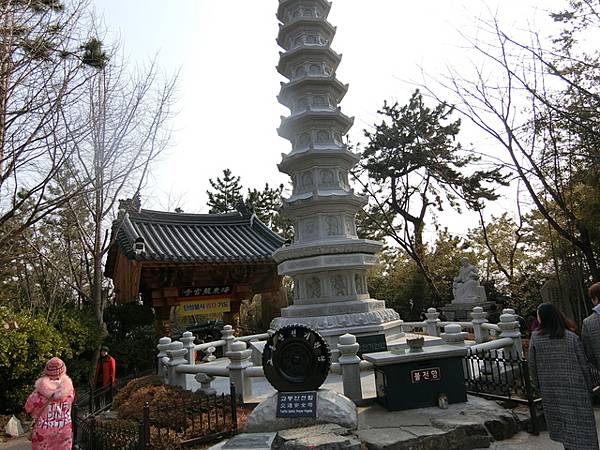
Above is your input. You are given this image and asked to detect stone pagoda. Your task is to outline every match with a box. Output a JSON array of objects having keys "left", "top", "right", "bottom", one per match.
[{"left": 271, "top": 0, "right": 403, "bottom": 347}]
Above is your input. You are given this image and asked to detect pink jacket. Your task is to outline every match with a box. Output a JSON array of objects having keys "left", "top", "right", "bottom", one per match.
[{"left": 25, "top": 375, "right": 75, "bottom": 429}]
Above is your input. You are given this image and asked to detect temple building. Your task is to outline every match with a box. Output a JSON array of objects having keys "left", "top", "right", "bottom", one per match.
[
  {"left": 271, "top": 0, "right": 403, "bottom": 347},
  {"left": 105, "top": 198, "right": 286, "bottom": 334}
]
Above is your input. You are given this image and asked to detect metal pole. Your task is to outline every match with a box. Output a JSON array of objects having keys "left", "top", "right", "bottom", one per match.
[
  {"left": 71, "top": 403, "right": 78, "bottom": 448},
  {"left": 230, "top": 383, "right": 238, "bottom": 435},
  {"left": 141, "top": 401, "right": 151, "bottom": 449},
  {"left": 520, "top": 359, "right": 539, "bottom": 435},
  {"left": 89, "top": 387, "right": 94, "bottom": 415}
]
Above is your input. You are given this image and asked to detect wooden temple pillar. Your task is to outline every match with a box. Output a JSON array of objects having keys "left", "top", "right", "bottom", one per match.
[{"left": 152, "top": 287, "right": 179, "bottom": 336}]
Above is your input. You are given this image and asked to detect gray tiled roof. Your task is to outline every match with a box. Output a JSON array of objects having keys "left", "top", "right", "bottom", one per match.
[{"left": 111, "top": 209, "right": 285, "bottom": 264}]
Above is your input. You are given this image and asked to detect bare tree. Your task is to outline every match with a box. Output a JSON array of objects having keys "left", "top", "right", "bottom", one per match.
[
  {"left": 0, "top": 0, "right": 104, "bottom": 248},
  {"left": 426, "top": 7, "right": 599, "bottom": 318},
  {"left": 48, "top": 44, "right": 177, "bottom": 381}
]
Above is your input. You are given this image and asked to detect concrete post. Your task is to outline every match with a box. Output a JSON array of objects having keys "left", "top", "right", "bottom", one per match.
[
  {"left": 337, "top": 333, "right": 362, "bottom": 404},
  {"left": 221, "top": 324, "right": 236, "bottom": 354},
  {"left": 156, "top": 337, "right": 171, "bottom": 377},
  {"left": 166, "top": 341, "right": 188, "bottom": 389},
  {"left": 424, "top": 307, "right": 440, "bottom": 336},
  {"left": 195, "top": 373, "right": 216, "bottom": 395},
  {"left": 441, "top": 323, "right": 467, "bottom": 346},
  {"left": 470, "top": 307, "right": 488, "bottom": 344},
  {"left": 180, "top": 331, "right": 196, "bottom": 365},
  {"left": 499, "top": 310, "right": 523, "bottom": 358},
  {"left": 226, "top": 340, "right": 253, "bottom": 402}
]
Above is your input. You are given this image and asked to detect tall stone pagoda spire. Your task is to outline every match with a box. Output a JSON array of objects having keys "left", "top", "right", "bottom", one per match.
[{"left": 272, "top": 0, "right": 403, "bottom": 346}]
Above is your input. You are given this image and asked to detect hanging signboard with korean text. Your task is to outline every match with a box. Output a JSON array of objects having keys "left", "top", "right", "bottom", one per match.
[
  {"left": 178, "top": 299, "right": 231, "bottom": 317},
  {"left": 179, "top": 285, "right": 232, "bottom": 298}
]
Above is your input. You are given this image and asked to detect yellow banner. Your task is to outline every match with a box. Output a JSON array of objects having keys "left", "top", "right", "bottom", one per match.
[{"left": 178, "top": 299, "right": 231, "bottom": 317}]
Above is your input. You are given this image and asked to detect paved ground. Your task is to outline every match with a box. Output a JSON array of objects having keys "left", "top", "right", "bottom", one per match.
[
  {"left": 4, "top": 406, "right": 600, "bottom": 449},
  {"left": 476, "top": 408, "right": 600, "bottom": 450},
  {"left": 0, "top": 438, "right": 29, "bottom": 450}
]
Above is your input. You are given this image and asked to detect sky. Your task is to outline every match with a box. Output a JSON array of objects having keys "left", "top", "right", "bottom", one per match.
[{"left": 92, "top": 0, "right": 564, "bottom": 233}]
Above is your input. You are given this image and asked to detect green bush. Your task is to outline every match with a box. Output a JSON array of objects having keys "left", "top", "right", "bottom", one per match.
[
  {"left": 0, "top": 306, "right": 99, "bottom": 413},
  {"left": 104, "top": 303, "right": 156, "bottom": 376}
]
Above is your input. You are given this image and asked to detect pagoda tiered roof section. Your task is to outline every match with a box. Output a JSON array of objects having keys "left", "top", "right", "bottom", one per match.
[
  {"left": 277, "top": 17, "right": 336, "bottom": 49},
  {"left": 277, "top": 76, "right": 349, "bottom": 109},
  {"left": 277, "top": 0, "right": 332, "bottom": 23}
]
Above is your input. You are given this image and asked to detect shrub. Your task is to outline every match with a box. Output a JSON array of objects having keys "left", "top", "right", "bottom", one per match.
[
  {"left": 113, "top": 375, "right": 163, "bottom": 408},
  {"left": 0, "top": 306, "right": 99, "bottom": 413},
  {"left": 104, "top": 304, "right": 157, "bottom": 376}
]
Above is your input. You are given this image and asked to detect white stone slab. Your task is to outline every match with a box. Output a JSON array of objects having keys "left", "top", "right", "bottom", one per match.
[
  {"left": 363, "top": 344, "right": 467, "bottom": 366},
  {"left": 221, "top": 432, "right": 276, "bottom": 449},
  {"left": 387, "top": 333, "right": 443, "bottom": 350}
]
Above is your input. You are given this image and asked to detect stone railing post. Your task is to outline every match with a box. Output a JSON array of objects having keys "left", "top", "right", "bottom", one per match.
[
  {"left": 441, "top": 323, "right": 467, "bottom": 346},
  {"left": 221, "top": 324, "right": 236, "bottom": 354},
  {"left": 166, "top": 341, "right": 188, "bottom": 388},
  {"left": 337, "top": 333, "right": 362, "bottom": 404},
  {"left": 195, "top": 373, "right": 216, "bottom": 395},
  {"left": 156, "top": 337, "right": 171, "bottom": 377},
  {"left": 425, "top": 307, "right": 440, "bottom": 336},
  {"left": 226, "top": 341, "right": 253, "bottom": 401},
  {"left": 471, "top": 306, "right": 488, "bottom": 344},
  {"left": 499, "top": 309, "right": 523, "bottom": 358},
  {"left": 180, "top": 331, "right": 196, "bottom": 365}
]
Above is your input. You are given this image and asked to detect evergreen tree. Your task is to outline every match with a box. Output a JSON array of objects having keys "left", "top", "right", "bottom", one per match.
[
  {"left": 357, "top": 89, "right": 507, "bottom": 303},
  {"left": 246, "top": 183, "right": 293, "bottom": 240},
  {"left": 206, "top": 169, "right": 244, "bottom": 213}
]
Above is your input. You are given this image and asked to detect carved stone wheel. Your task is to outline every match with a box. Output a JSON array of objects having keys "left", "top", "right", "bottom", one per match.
[{"left": 262, "top": 324, "right": 331, "bottom": 392}]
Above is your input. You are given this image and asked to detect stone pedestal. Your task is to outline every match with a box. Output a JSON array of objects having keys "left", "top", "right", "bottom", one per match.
[
  {"left": 244, "top": 389, "right": 357, "bottom": 433},
  {"left": 441, "top": 301, "right": 497, "bottom": 321}
]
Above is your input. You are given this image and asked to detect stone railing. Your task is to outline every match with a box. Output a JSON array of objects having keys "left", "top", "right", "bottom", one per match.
[{"left": 157, "top": 306, "right": 523, "bottom": 403}]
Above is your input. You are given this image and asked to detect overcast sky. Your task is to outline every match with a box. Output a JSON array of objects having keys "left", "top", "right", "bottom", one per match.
[{"left": 92, "top": 0, "right": 564, "bottom": 233}]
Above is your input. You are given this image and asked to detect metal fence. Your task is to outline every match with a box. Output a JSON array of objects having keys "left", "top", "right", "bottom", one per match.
[
  {"left": 149, "top": 388, "right": 239, "bottom": 447},
  {"left": 72, "top": 383, "right": 240, "bottom": 449},
  {"left": 463, "top": 348, "right": 541, "bottom": 434},
  {"left": 76, "top": 369, "right": 154, "bottom": 416}
]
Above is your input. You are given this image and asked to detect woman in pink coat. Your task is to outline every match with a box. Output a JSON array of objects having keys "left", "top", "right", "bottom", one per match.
[{"left": 25, "top": 357, "right": 75, "bottom": 450}]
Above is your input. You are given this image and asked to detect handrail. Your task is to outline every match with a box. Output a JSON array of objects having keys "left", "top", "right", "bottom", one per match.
[
  {"left": 194, "top": 339, "right": 226, "bottom": 352},
  {"left": 175, "top": 364, "right": 229, "bottom": 377},
  {"left": 246, "top": 366, "right": 265, "bottom": 377},
  {"left": 237, "top": 333, "right": 269, "bottom": 342},
  {"left": 470, "top": 337, "right": 513, "bottom": 352},
  {"left": 400, "top": 321, "right": 426, "bottom": 329}
]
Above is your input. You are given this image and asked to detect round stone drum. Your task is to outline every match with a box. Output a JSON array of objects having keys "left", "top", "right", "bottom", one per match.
[{"left": 262, "top": 324, "right": 331, "bottom": 392}]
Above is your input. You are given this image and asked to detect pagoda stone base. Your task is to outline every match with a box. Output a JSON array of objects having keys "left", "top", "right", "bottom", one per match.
[
  {"left": 441, "top": 301, "right": 497, "bottom": 321},
  {"left": 270, "top": 309, "right": 404, "bottom": 359}
]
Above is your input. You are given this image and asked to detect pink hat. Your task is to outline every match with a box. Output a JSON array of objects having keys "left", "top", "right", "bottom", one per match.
[{"left": 44, "top": 357, "right": 66, "bottom": 377}]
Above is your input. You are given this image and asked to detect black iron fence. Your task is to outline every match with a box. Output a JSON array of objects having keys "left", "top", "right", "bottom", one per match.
[
  {"left": 72, "top": 383, "right": 240, "bottom": 450},
  {"left": 463, "top": 348, "right": 541, "bottom": 434},
  {"left": 149, "top": 389, "right": 239, "bottom": 447},
  {"left": 75, "top": 369, "right": 155, "bottom": 416}
]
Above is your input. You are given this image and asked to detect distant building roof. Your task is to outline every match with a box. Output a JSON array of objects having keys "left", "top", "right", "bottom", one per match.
[{"left": 108, "top": 209, "right": 285, "bottom": 266}]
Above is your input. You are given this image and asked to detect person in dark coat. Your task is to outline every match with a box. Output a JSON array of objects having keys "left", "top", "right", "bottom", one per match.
[
  {"left": 529, "top": 303, "right": 599, "bottom": 450},
  {"left": 582, "top": 282, "right": 600, "bottom": 369}
]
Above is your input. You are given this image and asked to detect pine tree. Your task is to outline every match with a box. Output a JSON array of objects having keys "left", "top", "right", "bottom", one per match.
[{"left": 206, "top": 169, "right": 244, "bottom": 213}]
